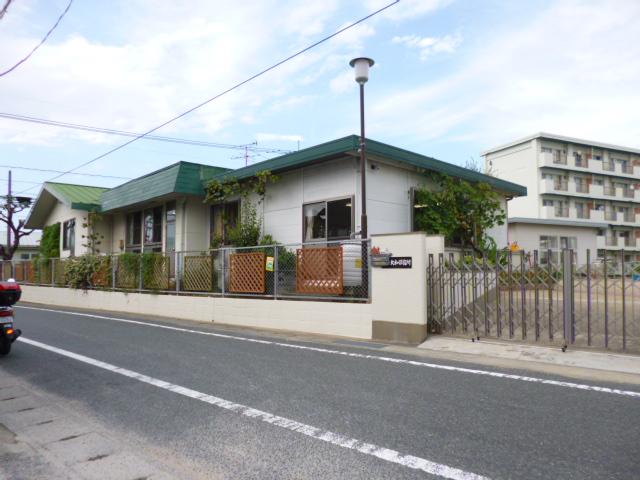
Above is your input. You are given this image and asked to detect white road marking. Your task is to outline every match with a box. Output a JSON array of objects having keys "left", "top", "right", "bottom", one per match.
[
  {"left": 17, "top": 305, "right": 640, "bottom": 399},
  {"left": 18, "top": 336, "right": 489, "bottom": 480}
]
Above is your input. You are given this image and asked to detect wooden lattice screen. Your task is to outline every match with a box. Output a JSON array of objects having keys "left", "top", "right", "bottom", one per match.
[
  {"left": 26, "top": 262, "right": 36, "bottom": 283},
  {"left": 296, "top": 246, "right": 343, "bottom": 295},
  {"left": 14, "top": 263, "right": 25, "bottom": 282},
  {"left": 183, "top": 255, "right": 212, "bottom": 291},
  {"left": 2, "top": 262, "right": 12, "bottom": 281},
  {"left": 229, "top": 252, "right": 265, "bottom": 293},
  {"left": 91, "top": 258, "right": 112, "bottom": 287}
]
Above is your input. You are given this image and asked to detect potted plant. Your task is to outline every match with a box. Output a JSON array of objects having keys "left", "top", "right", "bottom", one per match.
[{"left": 370, "top": 246, "right": 391, "bottom": 267}]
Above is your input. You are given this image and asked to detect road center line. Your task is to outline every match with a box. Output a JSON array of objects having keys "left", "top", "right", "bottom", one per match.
[
  {"left": 18, "top": 336, "right": 489, "bottom": 480},
  {"left": 17, "top": 305, "right": 640, "bottom": 399}
]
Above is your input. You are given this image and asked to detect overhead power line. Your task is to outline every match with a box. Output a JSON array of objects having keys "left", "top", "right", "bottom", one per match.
[
  {"left": 18, "top": 0, "right": 398, "bottom": 194},
  {"left": 0, "top": 165, "right": 130, "bottom": 180},
  {"left": 0, "top": 0, "right": 74, "bottom": 77},
  {"left": 0, "top": 113, "right": 290, "bottom": 153}
]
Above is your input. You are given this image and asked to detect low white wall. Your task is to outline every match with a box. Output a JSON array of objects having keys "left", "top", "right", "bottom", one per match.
[{"left": 21, "top": 286, "right": 373, "bottom": 340}]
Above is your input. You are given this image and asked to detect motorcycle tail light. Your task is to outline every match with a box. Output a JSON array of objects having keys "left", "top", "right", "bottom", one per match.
[
  {"left": 0, "top": 310, "right": 13, "bottom": 317},
  {"left": 5, "top": 328, "right": 14, "bottom": 335}
]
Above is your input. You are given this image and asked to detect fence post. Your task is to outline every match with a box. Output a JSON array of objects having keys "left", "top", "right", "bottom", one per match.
[
  {"left": 221, "top": 249, "right": 226, "bottom": 296},
  {"left": 176, "top": 251, "right": 181, "bottom": 293},
  {"left": 138, "top": 254, "right": 143, "bottom": 291},
  {"left": 603, "top": 249, "right": 609, "bottom": 348},
  {"left": 520, "top": 250, "right": 526, "bottom": 340},
  {"left": 621, "top": 250, "right": 626, "bottom": 351},
  {"left": 367, "top": 239, "right": 372, "bottom": 302},
  {"left": 51, "top": 259, "right": 55, "bottom": 286},
  {"left": 111, "top": 255, "right": 116, "bottom": 289},
  {"left": 562, "top": 249, "right": 573, "bottom": 345},
  {"left": 586, "top": 249, "right": 591, "bottom": 347},
  {"left": 273, "top": 245, "right": 279, "bottom": 299}
]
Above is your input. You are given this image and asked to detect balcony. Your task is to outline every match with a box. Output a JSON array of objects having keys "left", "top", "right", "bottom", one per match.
[
  {"left": 574, "top": 183, "right": 589, "bottom": 194},
  {"left": 622, "top": 237, "right": 637, "bottom": 248},
  {"left": 590, "top": 209, "right": 605, "bottom": 222},
  {"left": 555, "top": 207, "right": 569, "bottom": 218},
  {"left": 573, "top": 156, "right": 589, "bottom": 169},
  {"left": 606, "top": 236, "right": 618, "bottom": 247},
  {"left": 603, "top": 162, "right": 615, "bottom": 172},
  {"left": 603, "top": 186, "right": 616, "bottom": 196},
  {"left": 553, "top": 181, "right": 568, "bottom": 191},
  {"left": 576, "top": 209, "right": 590, "bottom": 219},
  {"left": 623, "top": 212, "right": 636, "bottom": 223},
  {"left": 540, "top": 151, "right": 567, "bottom": 167},
  {"left": 604, "top": 211, "right": 617, "bottom": 221},
  {"left": 622, "top": 188, "right": 635, "bottom": 199},
  {"left": 621, "top": 164, "right": 634, "bottom": 174}
]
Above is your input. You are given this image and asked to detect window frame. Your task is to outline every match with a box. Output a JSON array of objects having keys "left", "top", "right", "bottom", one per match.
[
  {"left": 302, "top": 195, "right": 354, "bottom": 243},
  {"left": 62, "top": 218, "right": 75, "bottom": 254}
]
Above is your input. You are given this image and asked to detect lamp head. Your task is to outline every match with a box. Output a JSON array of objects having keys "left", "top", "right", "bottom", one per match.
[{"left": 349, "top": 57, "right": 374, "bottom": 84}]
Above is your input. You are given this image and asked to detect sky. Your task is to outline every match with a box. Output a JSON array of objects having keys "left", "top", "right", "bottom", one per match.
[{"left": 1, "top": 0, "right": 639, "bottom": 203}]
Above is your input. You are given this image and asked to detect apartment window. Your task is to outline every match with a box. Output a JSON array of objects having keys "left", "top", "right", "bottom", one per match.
[
  {"left": 542, "top": 199, "right": 554, "bottom": 207},
  {"left": 20, "top": 253, "right": 29, "bottom": 260},
  {"left": 541, "top": 147, "right": 553, "bottom": 153},
  {"left": 575, "top": 202, "right": 588, "bottom": 219},
  {"left": 573, "top": 152, "right": 585, "bottom": 167},
  {"left": 594, "top": 178, "right": 604, "bottom": 186},
  {"left": 62, "top": 219, "right": 75, "bottom": 255},
  {"left": 165, "top": 201, "right": 176, "bottom": 252},
  {"left": 560, "top": 236, "right": 577, "bottom": 250},
  {"left": 143, "top": 206, "right": 163, "bottom": 252},
  {"left": 126, "top": 211, "right": 142, "bottom": 252},
  {"left": 210, "top": 200, "right": 240, "bottom": 246},
  {"left": 303, "top": 197, "right": 353, "bottom": 242}
]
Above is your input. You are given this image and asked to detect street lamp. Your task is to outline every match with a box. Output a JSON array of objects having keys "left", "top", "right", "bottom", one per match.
[{"left": 349, "top": 57, "right": 374, "bottom": 239}]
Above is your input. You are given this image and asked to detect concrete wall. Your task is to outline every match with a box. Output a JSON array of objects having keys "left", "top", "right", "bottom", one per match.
[
  {"left": 21, "top": 286, "right": 373, "bottom": 340},
  {"left": 371, "top": 232, "right": 444, "bottom": 343}
]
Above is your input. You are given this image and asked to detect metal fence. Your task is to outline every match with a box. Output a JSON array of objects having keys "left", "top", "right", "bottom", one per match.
[
  {"left": 428, "top": 249, "right": 640, "bottom": 352},
  {"left": 5, "top": 239, "right": 370, "bottom": 302}
]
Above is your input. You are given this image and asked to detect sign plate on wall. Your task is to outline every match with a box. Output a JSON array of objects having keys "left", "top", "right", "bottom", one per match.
[{"left": 385, "top": 257, "right": 412, "bottom": 269}]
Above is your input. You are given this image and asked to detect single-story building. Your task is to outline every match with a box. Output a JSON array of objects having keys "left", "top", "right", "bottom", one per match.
[{"left": 25, "top": 135, "right": 526, "bottom": 257}]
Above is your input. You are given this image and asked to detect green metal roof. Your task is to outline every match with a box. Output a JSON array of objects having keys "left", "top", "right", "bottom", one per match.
[
  {"left": 101, "top": 161, "right": 229, "bottom": 212},
  {"left": 45, "top": 182, "right": 110, "bottom": 210},
  {"left": 207, "top": 135, "right": 527, "bottom": 196}
]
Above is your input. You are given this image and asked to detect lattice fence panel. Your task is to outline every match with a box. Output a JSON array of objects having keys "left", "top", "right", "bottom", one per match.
[
  {"left": 14, "top": 263, "right": 25, "bottom": 282},
  {"left": 143, "top": 255, "right": 170, "bottom": 290},
  {"left": 54, "top": 260, "right": 67, "bottom": 286},
  {"left": 183, "top": 255, "right": 212, "bottom": 291},
  {"left": 296, "top": 247, "right": 343, "bottom": 295},
  {"left": 39, "top": 262, "right": 51, "bottom": 284},
  {"left": 229, "top": 252, "right": 265, "bottom": 293},
  {"left": 2, "top": 262, "right": 11, "bottom": 281},
  {"left": 116, "top": 257, "right": 139, "bottom": 289},
  {"left": 92, "top": 257, "right": 112, "bottom": 288},
  {"left": 26, "top": 262, "right": 36, "bottom": 283}
]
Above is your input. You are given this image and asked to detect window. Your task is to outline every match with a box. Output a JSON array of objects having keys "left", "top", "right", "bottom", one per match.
[
  {"left": 303, "top": 197, "right": 352, "bottom": 242},
  {"left": 62, "top": 219, "right": 75, "bottom": 255},
  {"left": 560, "top": 236, "right": 577, "bottom": 250},
  {"left": 166, "top": 201, "right": 176, "bottom": 253},
  {"left": 210, "top": 200, "right": 240, "bottom": 246},
  {"left": 20, "top": 253, "right": 29, "bottom": 260},
  {"left": 143, "top": 206, "right": 163, "bottom": 246},
  {"left": 542, "top": 199, "right": 554, "bottom": 207},
  {"left": 539, "top": 235, "right": 576, "bottom": 264},
  {"left": 126, "top": 211, "right": 142, "bottom": 252}
]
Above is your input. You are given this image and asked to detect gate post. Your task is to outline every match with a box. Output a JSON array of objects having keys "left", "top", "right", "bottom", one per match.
[{"left": 562, "top": 249, "right": 574, "bottom": 345}]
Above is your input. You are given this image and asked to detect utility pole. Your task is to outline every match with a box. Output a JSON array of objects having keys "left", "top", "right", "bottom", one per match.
[{"left": 6, "top": 170, "right": 11, "bottom": 252}]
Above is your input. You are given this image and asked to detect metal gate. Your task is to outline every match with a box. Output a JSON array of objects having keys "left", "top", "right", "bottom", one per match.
[{"left": 427, "top": 249, "right": 640, "bottom": 353}]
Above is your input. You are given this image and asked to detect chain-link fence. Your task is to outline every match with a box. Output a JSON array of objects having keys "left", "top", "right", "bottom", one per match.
[
  {"left": 6, "top": 239, "right": 370, "bottom": 302},
  {"left": 428, "top": 249, "right": 640, "bottom": 353}
]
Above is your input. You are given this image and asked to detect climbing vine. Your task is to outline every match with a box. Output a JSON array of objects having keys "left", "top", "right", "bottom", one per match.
[{"left": 204, "top": 170, "right": 279, "bottom": 204}]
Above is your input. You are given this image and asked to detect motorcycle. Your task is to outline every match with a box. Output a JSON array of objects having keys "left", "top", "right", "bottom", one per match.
[{"left": 0, "top": 280, "right": 22, "bottom": 356}]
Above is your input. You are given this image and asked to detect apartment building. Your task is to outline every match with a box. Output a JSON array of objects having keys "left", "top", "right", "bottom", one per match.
[{"left": 483, "top": 133, "right": 640, "bottom": 263}]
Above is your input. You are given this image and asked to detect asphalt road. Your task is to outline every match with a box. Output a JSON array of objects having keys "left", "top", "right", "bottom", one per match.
[{"left": 2, "top": 304, "right": 640, "bottom": 479}]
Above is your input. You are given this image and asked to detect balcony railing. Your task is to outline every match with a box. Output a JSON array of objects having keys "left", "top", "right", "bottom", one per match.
[
  {"left": 554, "top": 181, "right": 568, "bottom": 191},
  {"left": 554, "top": 207, "right": 569, "bottom": 217},
  {"left": 603, "top": 186, "right": 616, "bottom": 196},
  {"left": 605, "top": 211, "right": 617, "bottom": 221},
  {"left": 621, "top": 164, "right": 633, "bottom": 174},
  {"left": 623, "top": 213, "right": 636, "bottom": 222},
  {"left": 552, "top": 154, "right": 567, "bottom": 165},
  {"left": 603, "top": 162, "right": 615, "bottom": 172},
  {"left": 622, "top": 189, "right": 635, "bottom": 198},
  {"left": 623, "top": 237, "right": 637, "bottom": 247},
  {"left": 575, "top": 183, "right": 589, "bottom": 193},
  {"left": 606, "top": 237, "right": 618, "bottom": 247},
  {"left": 576, "top": 210, "right": 590, "bottom": 219}
]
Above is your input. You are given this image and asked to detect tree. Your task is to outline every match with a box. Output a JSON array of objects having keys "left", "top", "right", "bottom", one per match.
[
  {"left": 413, "top": 173, "right": 506, "bottom": 254},
  {"left": 0, "top": 195, "right": 34, "bottom": 260}
]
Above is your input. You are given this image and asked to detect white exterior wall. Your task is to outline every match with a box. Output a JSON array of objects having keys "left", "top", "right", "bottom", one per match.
[
  {"left": 183, "top": 196, "right": 209, "bottom": 252},
  {"left": 485, "top": 139, "right": 538, "bottom": 219},
  {"left": 508, "top": 223, "right": 597, "bottom": 264},
  {"left": 45, "top": 201, "right": 90, "bottom": 258}
]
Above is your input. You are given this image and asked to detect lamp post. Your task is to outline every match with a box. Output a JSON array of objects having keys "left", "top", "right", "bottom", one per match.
[{"left": 349, "top": 57, "right": 374, "bottom": 239}]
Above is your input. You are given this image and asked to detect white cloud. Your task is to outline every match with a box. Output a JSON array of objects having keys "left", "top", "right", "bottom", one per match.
[
  {"left": 0, "top": 0, "right": 375, "bottom": 148},
  {"left": 392, "top": 32, "right": 462, "bottom": 60},
  {"left": 370, "top": 0, "right": 640, "bottom": 150},
  {"left": 364, "top": 0, "right": 453, "bottom": 21},
  {"left": 329, "top": 71, "right": 356, "bottom": 93},
  {"left": 255, "top": 133, "right": 303, "bottom": 143}
]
